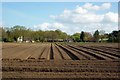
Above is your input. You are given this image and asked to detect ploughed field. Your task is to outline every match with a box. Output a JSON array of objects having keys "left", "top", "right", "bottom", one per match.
[{"left": 2, "top": 43, "right": 120, "bottom": 79}]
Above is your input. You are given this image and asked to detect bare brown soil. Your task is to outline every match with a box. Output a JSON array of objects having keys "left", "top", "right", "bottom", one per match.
[{"left": 2, "top": 42, "right": 120, "bottom": 79}]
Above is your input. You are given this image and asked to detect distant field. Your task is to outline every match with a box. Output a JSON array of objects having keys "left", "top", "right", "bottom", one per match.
[
  {"left": 2, "top": 42, "right": 119, "bottom": 60},
  {"left": 2, "top": 42, "right": 120, "bottom": 79}
]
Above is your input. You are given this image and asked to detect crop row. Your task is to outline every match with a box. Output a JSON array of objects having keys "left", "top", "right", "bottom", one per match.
[{"left": 2, "top": 43, "right": 120, "bottom": 60}]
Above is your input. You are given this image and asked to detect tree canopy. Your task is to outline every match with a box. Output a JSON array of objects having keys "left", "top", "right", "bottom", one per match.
[
  {"left": 1, "top": 25, "right": 119, "bottom": 43},
  {"left": 93, "top": 30, "right": 99, "bottom": 42},
  {"left": 80, "top": 31, "right": 85, "bottom": 42}
]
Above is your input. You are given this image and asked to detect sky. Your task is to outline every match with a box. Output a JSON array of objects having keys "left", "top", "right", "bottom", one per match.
[{"left": 1, "top": 2, "right": 118, "bottom": 35}]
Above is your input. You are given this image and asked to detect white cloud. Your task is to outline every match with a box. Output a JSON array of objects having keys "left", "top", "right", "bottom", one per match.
[
  {"left": 36, "top": 3, "right": 118, "bottom": 34},
  {"left": 63, "top": 9, "right": 71, "bottom": 14},
  {"left": 83, "top": 3, "right": 100, "bottom": 10},
  {"left": 51, "top": 3, "right": 117, "bottom": 24},
  {"left": 71, "top": 13, "right": 104, "bottom": 23},
  {"left": 75, "top": 6, "right": 88, "bottom": 14},
  {"left": 34, "top": 22, "right": 118, "bottom": 35},
  {"left": 34, "top": 22, "right": 65, "bottom": 31},
  {"left": 103, "top": 12, "right": 118, "bottom": 23},
  {"left": 52, "top": 22, "right": 64, "bottom": 28},
  {"left": 82, "top": 3, "right": 111, "bottom": 11},
  {"left": 101, "top": 3, "right": 111, "bottom": 10},
  {"left": 34, "top": 23, "right": 50, "bottom": 31}
]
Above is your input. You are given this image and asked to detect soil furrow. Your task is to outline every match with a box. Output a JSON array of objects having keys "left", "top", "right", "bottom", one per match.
[
  {"left": 81, "top": 46, "right": 120, "bottom": 59},
  {"left": 91, "top": 45, "right": 120, "bottom": 53},
  {"left": 40, "top": 44, "right": 51, "bottom": 60},
  {"left": 68, "top": 45, "right": 105, "bottom": 60},
  {"left": 79, "top": 46, "right": 119, "bottom": 60},
  {"left": 52, "top": 44, "right": 63, "bottom": 60},
  {"left": 55, "top": 44, "right": 72, "bottom": 60},
  {"left": 50, "top": 43, "right": 54, "bottom": 59},
  {"left": 63, "top": 45, "right": 90, "bottom": 60},
  {"left": 56, "top": 44, "right": 79, "bottom": 60},
  {"left": 55, "top": 45, "right": 64, "bottom": 59},
  {"left": 65, "top": 44, "right": 97, "bottom": 60}
]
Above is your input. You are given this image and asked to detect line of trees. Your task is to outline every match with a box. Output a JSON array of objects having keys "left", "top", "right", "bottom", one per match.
[
  {"left": 1, "top": 25, "right": 69, "bottom": 42},
  {"left": 0, "top": 25, "right": 120, "bottom": 43}
]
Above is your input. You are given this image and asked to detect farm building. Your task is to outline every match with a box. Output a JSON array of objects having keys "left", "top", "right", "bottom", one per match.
[
  {"left": 17, "top": 36, "right": 35, "bottom": 43},
  {"left": 99, "top": 38, "right": 109, "bottom": 42},
  {"left": 64, "top": 38, "right": 74, "bottom": 42},
  {"left": 23, "top": 37, "right": 35, "bottom": 43},
  {"left": 17, "top": 36, "right": 23, "bottom": 43}
]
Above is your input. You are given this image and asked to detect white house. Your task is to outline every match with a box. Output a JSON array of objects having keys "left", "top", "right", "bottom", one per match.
[
  {"left": 99, "top": 38, "right": 108, "bottom": 42},
  {"left": 17, "top": 36, "right": 23, "bottom": 43}
]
